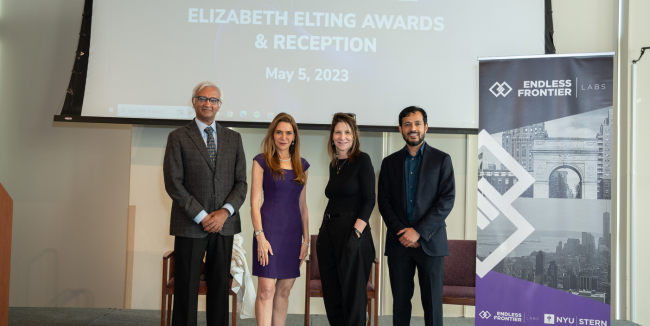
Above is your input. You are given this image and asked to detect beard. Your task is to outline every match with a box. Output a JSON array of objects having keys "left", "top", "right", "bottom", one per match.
[{"left": 402, "top": 131, "right": 425, "bottom": 147}]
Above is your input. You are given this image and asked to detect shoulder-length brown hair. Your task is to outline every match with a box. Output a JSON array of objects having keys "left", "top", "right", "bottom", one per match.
[
  {"left": 328, "top": 113, "right": 361, "bottom": 166},
  {"left": 261, "top": 113, "right": 307, "bottom": 185}
]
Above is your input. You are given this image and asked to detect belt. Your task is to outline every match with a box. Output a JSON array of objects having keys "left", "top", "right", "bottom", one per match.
[{"left": 324, "top": 212, "right": 357, "bottom": 220}]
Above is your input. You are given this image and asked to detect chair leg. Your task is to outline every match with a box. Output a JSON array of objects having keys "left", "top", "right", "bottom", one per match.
[
  {"left": 232, "top": 293, "right": 237, "bottom": 326},
  {"left": 305, "top": 259, "right": 311, "bottom": 326},
  {"left": 374, "top": 259, "right": 380, "bottom": 326},
  {"left": 161, "top": 292, "right": 166, "bottom": 326},
  {"left": 166, "top": 295, "right": 172, "bottom": 326},
  {"left": 374, "top": 294, "right": 379, "bottom": 326},
  {"left": 367, "top": 298, "right": 372, "bottom": 326},
  {"left": 304, "top": 293, "right": 311, "bottom": 326}
]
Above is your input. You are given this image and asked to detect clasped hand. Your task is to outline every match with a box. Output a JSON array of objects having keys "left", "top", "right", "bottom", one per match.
[
  {"left": 397, "top": 227, "right": 421, "bottom": 248},
  {"left": 201, "top": 208, "right": 229, "bottom": 233}
]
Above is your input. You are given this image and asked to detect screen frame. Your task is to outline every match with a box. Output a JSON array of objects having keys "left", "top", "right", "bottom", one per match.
[
  {"left": 54, "top": 0, "right": 553, "bottom": 134},
  {"left": 53, "top": 114, "right": 478, "bottom": 134}
]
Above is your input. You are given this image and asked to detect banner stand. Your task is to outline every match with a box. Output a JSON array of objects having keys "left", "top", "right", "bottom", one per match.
[{"left": 476, "top": 53, "right": 614, "bottom": 326}]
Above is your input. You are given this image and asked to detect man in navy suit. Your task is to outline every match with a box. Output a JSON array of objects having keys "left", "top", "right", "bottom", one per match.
[{"left": 378, "top": 106, "right": 455, "bottom": 326}]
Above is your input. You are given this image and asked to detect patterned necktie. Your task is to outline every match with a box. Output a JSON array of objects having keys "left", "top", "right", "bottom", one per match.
[{"left": 205, "top": 126, "right": 216, "bottom": 166}]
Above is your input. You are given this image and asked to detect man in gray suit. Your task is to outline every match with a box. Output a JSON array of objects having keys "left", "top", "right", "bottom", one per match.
[{"left": 163, "top": 81, "right": 247, "bottom": 326}]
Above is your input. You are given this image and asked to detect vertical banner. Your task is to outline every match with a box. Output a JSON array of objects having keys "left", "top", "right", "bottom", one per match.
[{"left": 476, "top": 53, "right": 614, "bottom": 326}]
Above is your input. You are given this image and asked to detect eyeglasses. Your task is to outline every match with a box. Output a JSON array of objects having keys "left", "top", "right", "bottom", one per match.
[{"left": 194, "top": 96, "right": 222, "bottom": 107}]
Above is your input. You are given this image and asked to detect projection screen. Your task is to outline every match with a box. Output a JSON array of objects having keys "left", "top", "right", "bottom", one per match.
[{"left": 81, "top": 0, "right": 544, "bottom": 129}]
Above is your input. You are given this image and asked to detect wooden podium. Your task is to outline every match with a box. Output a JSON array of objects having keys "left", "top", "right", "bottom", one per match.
[{"left": 0, "top": 183, "right": 12, "bottom": 326}]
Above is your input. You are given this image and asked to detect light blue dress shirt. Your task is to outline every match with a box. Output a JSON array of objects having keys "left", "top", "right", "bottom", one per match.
[{"left": 193, "top": 118, "right": 235, "bottom": 224}]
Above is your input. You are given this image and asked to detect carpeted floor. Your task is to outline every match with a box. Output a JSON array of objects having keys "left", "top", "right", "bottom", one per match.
[{"left": 8, "top": 307, "right": 642, "bottom": 326}]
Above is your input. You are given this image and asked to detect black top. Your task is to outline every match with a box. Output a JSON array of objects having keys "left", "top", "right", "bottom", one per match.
[{"left": 324, "top": 152, "right": 376, "bottom": 222}]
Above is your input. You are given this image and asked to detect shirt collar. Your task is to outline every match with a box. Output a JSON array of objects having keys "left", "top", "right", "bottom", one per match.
[
  {"left": 195, "top": 118, "right": 217, "bottom": 134},
  {"left": 404, "top": 141, "right": 426, "bottom": 158}
]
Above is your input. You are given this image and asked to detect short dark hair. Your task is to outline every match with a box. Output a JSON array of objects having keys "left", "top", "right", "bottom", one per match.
[{"left": 398, "top": 106, "right": 427, "bottom": 126}]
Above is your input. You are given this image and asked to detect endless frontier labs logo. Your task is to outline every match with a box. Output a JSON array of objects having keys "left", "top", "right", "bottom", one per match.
[
  {"left": 489, "top": 81, "right": 512, "bottom": 97},
  {"left": 480, "top": 311, "right": 492, "bottom": 319}
]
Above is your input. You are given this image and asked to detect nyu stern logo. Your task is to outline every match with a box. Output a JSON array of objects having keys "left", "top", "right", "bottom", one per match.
[
  {"left": 479, "top": 311, "right": 492, "bottom": 319},
  {"left": 545, "top": 314, "right": 577, "bottom": 325},
  {"left": 545, "top": 314, "right": 555, "bottom": 324},
  {"left": 489, "top": 81, "right": 512, "bottom": 97}
]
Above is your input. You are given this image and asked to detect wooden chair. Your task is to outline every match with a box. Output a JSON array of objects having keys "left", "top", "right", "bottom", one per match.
[
  {"left": 0, "top": 183, "right": 13, "bottom": 326},
  {"left": 441, "top": 240, "right": 476, "bottom": 306},
  {"left": 161, "top": 251, "right": 237, "bottom": 326},
  {"left": 304, "top": 235, "right": 380, "bottom": 326}
]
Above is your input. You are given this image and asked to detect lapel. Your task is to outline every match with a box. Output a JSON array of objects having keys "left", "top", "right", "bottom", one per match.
[
  {"left": 398, "top": 148, "right": 407, "bottom": 213},
  {"left": 413, "top": 144, "right": 432, "bottom": 208},
  {"left": 186, "top": 119, "right": 215, "bottom": 171},
  {"left": 215, "top": 122, "right": 227, "bottom": 171}
]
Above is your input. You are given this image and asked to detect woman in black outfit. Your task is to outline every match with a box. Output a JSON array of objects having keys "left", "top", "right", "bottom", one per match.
[{"left": 317, "top": 113, "right": 376, "bottom": 326}]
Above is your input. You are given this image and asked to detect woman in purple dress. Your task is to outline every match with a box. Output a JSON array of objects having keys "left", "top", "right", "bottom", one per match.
[{"left": 251, "top": 113, "right": 310, "bottom": 326}]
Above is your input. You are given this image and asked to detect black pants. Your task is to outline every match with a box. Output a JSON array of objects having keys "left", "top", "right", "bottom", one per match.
[
  {"left": 388, "top": 247, "right": 444, "bottom": 326},
  {"left": 317, "top": 213, "right": 375, "bottom": 326},
  {"left": 172, "top": 233, "right": 234, "bottom": 326}
]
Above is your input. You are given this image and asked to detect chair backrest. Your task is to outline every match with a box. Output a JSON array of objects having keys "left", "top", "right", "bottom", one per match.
[
  {"left": 443, "top": 240, "right": 477, "bottom": 287},
  {"left": 309, "top": 235, "right": 320, "bottom": 280},
  {"left": 169, "top": 254, "right": 175, "bottom": 279}
]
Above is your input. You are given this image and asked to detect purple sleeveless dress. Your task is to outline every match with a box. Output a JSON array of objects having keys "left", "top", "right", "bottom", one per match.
[{"left": 252, "top": 154, "right": 309, "bottom": 279}]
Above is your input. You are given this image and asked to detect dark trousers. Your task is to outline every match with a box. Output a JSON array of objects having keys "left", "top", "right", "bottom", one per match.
[
  {"left": 387, "top": 247, "right": 444, "bottom": 326},
  {"left": 316, "top": 213, "right": 375, "bottom": 326},
  {"left": 172, "top": 233, "right": 234, "bottom": 326}
]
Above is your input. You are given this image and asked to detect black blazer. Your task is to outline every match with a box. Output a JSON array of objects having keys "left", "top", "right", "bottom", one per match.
[{"left": 378, "top": 143, "right": 455, "bottom": 257}]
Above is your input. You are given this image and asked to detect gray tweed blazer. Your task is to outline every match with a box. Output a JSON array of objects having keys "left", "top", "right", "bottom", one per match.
[{"left": 163, "top": 119, "right": 247, "bottom": 238}]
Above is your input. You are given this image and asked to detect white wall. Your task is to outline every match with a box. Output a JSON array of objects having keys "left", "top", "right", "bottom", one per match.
[
  {"left": 128, "top": 125, "right": 473, "bottom": 317},
  {"left": 552, "top": 0, "right": 618, "bottom": 54},
  {"left": 0, "top": 0, "right": 132, "bottom": 308},
  {"left": 552, "top": 1, "right": 650, "bottom": 323}
]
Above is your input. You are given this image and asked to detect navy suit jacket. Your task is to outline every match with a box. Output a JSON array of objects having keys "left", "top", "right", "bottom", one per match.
[{"left": 378, "top": 143, "right": 455, "bottom": 257}]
